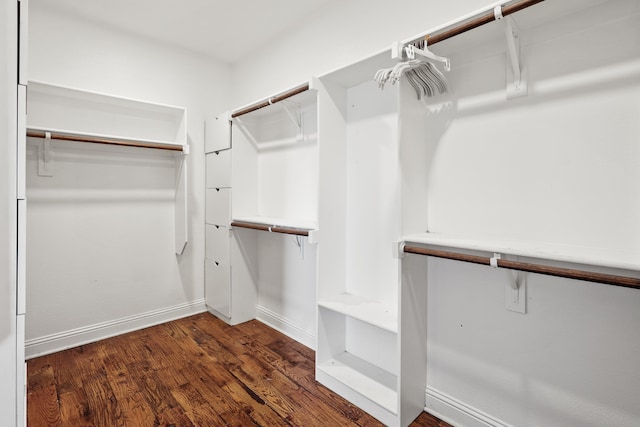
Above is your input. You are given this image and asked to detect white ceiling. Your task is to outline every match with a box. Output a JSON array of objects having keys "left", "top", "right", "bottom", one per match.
[{"left": 37, "top": 0, "right": 339, "bottom": 63}]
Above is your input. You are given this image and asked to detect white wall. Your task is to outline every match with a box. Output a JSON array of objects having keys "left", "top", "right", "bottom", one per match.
[
  {"left": 230, "top": 0, "right": 485, "bottom": 106},
  {"left": 25, "top": 3, "right": 230, "bottom": 356},
  {"left": 230, "top": 0, "right": 640, "bottom": 426}
]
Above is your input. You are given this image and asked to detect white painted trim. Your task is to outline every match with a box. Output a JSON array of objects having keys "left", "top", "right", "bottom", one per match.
[
  {"left": 255, "top": 305, "right": 316, "bottom": 350},
  {"left": 25, "top": 299, "right": 207, "bottom": 359},
  {"left": 425, "top": 387, "right": 513, "bottom": 427}
]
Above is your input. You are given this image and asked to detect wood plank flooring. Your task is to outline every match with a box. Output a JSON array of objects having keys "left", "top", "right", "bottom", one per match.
[{"left": 27, "top": 313, "right": 451, "bottom": 426}]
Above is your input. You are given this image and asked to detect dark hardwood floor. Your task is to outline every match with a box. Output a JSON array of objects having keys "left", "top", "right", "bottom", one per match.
[{"left": 27, "top": 313, "right": 451, "bottom": 426}]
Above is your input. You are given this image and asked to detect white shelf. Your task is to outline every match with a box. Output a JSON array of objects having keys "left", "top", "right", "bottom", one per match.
[
  {"left": 231, "top": 216, "right": 317, "bottom": 232},
  {"left": 403, "top": 232, "right": 640, "bottom": 272},
  {"left": 317, "top": 352, "right": 398, "bottom": 415},
  {"left": 26, "top": 125, "right": 186, "bottom": 151},
  {"left": 232, "top": 84, "right": 317, "bottom": 120},
  {"left": 318, "top": 294, "right": 398, "bottom": 333},
  {"left": 27, "top": 80, "right": 187, "bottom": 147}
]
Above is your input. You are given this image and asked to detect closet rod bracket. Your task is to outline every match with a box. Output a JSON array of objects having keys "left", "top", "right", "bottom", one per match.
[
  {"left": 506, "top": 270, "right": 527, "bottom": 314},
  {"left": 495, "top": 6, "right": 528, "bottom": 99},
  {"left": 38, "top": 132, "right": 54, "bottom": 177},
  {"left": 393, "top": 241, "right": 405, "bottom": 259},
  {"left": 308, "top": 229, "right": 319, "bottom": 245}
]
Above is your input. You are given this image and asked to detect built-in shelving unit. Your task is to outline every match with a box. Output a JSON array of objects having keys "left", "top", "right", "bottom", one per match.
[
  {"left": 315, "top": 47, "right": 430, "bottom": 427},
  {"left": 231, "top": 84, "right": 318, "bottom": 232},
  {"left": 207, "top": 83, "right": 319, "bottom": 340},
  {"left": 26, "top": 81, "right": 189, "bottom": 254}
]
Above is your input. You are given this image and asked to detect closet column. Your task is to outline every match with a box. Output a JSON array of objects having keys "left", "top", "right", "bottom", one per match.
[
  {"left": 16, "top": 0, "right": 28, "bottom": 426},
  {"left": 204, "top": 112, "right": 255, "bottom": 324}
]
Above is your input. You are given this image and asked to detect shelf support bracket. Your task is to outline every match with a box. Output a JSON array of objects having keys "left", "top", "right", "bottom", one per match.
[
  {"left": 233, "top": 117, "right": 259, "bottom": 148},
  {"left": 38, "top": 132, "right": 54, "bottom": 177},
  {"left": 279, "top": 101, "right": 304, "bottom": 142},
  {"left": 494, "top": 6, "right": 527, "bottom": 99}
]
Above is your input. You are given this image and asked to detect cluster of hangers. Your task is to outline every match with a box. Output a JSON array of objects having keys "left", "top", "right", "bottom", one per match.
[{"left": 374, "top": 38, "right": 451, "bottom": 99}]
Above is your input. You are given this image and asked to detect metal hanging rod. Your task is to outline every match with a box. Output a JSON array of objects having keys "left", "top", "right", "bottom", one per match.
[
  {"left": 231, "top": 220, "right": 310, "bottom": 237},
  {"left": 416, "top": 0, "right": 545, "bottom": 46},
  {"left": 231, "top": 83, "right": 310, "bottom": 118},
  {"left": 403, "top": 245, "right": 640, "bottom": 290},
  {"left": 26, "top": 129, "right": 185, "bottom": 152}
]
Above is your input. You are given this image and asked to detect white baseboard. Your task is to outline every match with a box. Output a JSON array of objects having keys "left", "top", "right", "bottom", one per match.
[
  {"left": 25, "top": 299, "right": 207, "bottom": 359},
  {"left": 425, "top": 387, "right": 512, "bottom": 427},
  {"left": 255, "top": 305, "right": 316, "bottom": 350}
]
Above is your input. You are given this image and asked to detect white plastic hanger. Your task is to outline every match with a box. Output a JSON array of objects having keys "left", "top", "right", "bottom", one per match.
[{"left": 404, "top": 44, "right": 451, "bottom": 72}]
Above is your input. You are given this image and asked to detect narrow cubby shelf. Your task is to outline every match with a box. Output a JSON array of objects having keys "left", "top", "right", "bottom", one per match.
[
  {"left": 318, "top": 293, "right": 398, "bottom": 333},
  {"left": 317, "top": 351, "right": 398, "bottom": 415}
]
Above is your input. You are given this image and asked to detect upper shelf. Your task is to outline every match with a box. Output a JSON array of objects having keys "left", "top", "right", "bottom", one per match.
[
  {"left": 318, "top": 0, "right": 615, "bottom": 89},
  {"left": 27, "top": 81, "right": 187, "bottom": 150},
  {"left": 403, "top": 232, "right": 640, "bottom": 273},
  {"left": 231, "top": 216, "right": 317, "bottom": 237},
  {"left": 231, "top": 82, "right": 317, "bottom": 120}
]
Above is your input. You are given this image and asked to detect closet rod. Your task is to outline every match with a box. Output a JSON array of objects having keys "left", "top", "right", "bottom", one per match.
[
  {"left": 231, "top": 83, "right": 310, "bottom": 118},
  {"left": 422, "top": 0, "right": 545, "bottom": 46},
  {"left": 26, "top": 129, "right": 185, "bottom": 152},
  {"left": 231, "top": 220, "right": 310, "bottom": 236},
  {"left": 403, "top": 245, "right": 640, "bottom": 290}
]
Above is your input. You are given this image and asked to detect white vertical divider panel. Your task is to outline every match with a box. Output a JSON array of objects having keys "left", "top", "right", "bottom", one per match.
[
  {"left": 397, "top": 79, "right": 430, "bottom": 427},
  {"left": 17, "top": 4, "right": 27, "bottom": 425},
  {"left": 15, "top": 314, "right": 25, "bottom": 427},
  {"left": 315, "top": 72, "right": 348, "bottom": 373},
  {"left": 17, "top": 85, "right": 26, "bottom": 200},
  {"left": 315, "top": 77, "right": 348, "bottom": 306},
  {"left": 18, "top": 0, "right": 28, "bottom": 86},
  {"left": 17, "top": 200, "right": 26, "bottom": 316}
]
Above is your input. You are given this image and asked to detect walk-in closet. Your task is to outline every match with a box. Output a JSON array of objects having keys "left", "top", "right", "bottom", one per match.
[{"left": 2, "top": 0, "right": 639, "bottom": 426}]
